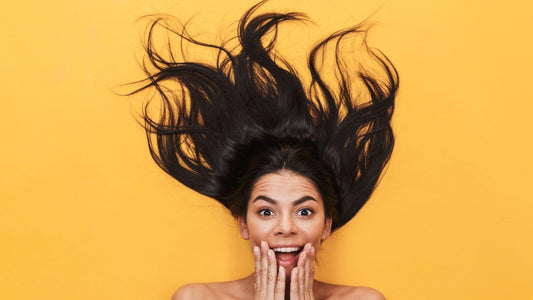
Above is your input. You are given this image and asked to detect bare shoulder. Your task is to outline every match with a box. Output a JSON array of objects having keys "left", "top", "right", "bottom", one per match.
[
  {"left": 171, "top": 283, "right": 212, "bottom": 300},
  {"left": 341, "top": 286, "right": 386, "bottom": 300},
  {"left": 171, "top": 278, "right": 249, "bottom": 300},
  {"left": 315, "top": 281, "right": 386, "bottom": 300}
]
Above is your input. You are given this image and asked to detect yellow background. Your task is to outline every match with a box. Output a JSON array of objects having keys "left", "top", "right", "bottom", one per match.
[{"left": 1, "top": 0, "right": 532, "bottom": 299}]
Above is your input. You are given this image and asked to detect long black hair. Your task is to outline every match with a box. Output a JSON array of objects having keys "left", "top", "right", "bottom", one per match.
[{"left": 129, "top": 1, "right": 399, "bottom": 231}]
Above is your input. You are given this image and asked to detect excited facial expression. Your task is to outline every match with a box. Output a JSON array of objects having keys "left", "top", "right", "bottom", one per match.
[{"left": 238, "top": 171, "right": 332, "bottom": 272}]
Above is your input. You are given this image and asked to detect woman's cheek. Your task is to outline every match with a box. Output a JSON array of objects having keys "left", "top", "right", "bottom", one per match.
[{"left": 247, "top": 219, "right": 271, "bottom": 243}]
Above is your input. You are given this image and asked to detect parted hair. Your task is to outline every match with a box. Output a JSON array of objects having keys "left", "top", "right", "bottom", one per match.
[{"left": 129, "top": 1, "right": 399, "bottom": 231}]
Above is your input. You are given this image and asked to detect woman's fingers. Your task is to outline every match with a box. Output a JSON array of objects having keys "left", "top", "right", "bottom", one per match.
[
  {"left": 253, "top": 240, "right": 283, "bottom": 299},
  {"left": 303, "top": 244, "right": 310, "bottom": 291},
  {"left": 253, "top": 245, "right": 261, "bottom": 296},
  {"left": 253, "top": 241, "right": 268, "bottom": 299},
  {"left": 298, "top": 265, "right": 305, "bottom": 299},
  {"left": 304, "top": 244, "right": 312, "bottom": 293},
  {"left": 260, "top": 241, "right": 268, "bottom": 294},
  {"left": 290, "top": 243, "right": 315, "bottom": 299},
  {"left": 298, "top": 244, "right": 308, "bottom": 299},
  {"left": 290, "top": 267, "right": 299, "bottom": 299},
  {"left": 305, "top": 245, "right": 315, "bottom": 298},
  {"left": 267, "top": 248, "right": 277, "bottom": 297},
  {"left": 255, "top": 242, "right": 318, "bottom": 299},
  {"left": 274, "top": 266, "right": 285, "bottom": 299}
]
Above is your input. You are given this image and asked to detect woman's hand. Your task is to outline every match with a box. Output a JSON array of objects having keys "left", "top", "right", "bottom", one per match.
[
  {"left": 290, "top": 243, "right": 315, "bottom": 300},
  {"left": 253, "top": 241, "right": 286, "bottom": 300}
]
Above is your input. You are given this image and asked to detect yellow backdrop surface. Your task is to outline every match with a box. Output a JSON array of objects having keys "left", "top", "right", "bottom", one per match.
[{"left": 1, "top": 0, "right": 532, "bottom": 299}]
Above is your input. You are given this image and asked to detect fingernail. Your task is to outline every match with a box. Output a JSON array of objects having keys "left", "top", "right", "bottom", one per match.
[
  {"left": 261, "top": 241, "right": 266, "bottom": 250},
  {"left": 254, "top": 246, "right": 259, "bottom": 255}
]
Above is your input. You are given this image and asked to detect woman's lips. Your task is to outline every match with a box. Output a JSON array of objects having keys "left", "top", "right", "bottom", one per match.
[
  {"left": 273, "top": 248, "right": 302, "bottom": 267},
  {"left": 274, "top": 246, "right": 302, "bottom": 267}
]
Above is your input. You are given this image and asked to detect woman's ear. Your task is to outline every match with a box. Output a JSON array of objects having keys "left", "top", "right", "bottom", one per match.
[
  {"left": 322, "top": 217, "right": 332, "bottom": 241},
  {"left": 238, "top": 216, "right": 249, "bottom": 240}
]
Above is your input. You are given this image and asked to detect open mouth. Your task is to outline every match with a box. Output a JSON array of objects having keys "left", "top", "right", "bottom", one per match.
[{"left": 272, "top": 246, "right": 303, "bottom": 267}]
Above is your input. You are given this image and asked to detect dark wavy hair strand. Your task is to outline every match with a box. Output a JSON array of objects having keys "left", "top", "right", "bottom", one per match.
[{"left": 128, "top": 1, "right": 399, "bottom": 231}]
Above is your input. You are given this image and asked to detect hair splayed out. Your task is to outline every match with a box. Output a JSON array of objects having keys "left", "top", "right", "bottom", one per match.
[{"left": 128, "top": 1, "right": 399, "bottom": 231}]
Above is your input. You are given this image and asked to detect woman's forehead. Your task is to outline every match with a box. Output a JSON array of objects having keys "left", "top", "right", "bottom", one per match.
[{"left": 250, "top": 171, "right": 322, "bottom": 202}]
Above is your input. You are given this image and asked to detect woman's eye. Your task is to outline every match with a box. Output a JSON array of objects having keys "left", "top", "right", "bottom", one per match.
[
  {"left": 297, "top": 209, "right": 313, "bottom": 216},
  {"left": 258, "top": 209, "right": 273, "bottom": 216}
]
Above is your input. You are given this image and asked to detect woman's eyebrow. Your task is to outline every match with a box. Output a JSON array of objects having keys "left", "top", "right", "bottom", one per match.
[
  {"left": 293, "top": 196, "right": 317, "bottom": 205},
  {"left": 252, "top": 195, "right": 317, "bottom": 204}
]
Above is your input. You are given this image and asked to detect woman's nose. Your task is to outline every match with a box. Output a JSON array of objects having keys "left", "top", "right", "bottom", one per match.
[{"left": 274, "top": 214, "right": 297, "bottom": 236}]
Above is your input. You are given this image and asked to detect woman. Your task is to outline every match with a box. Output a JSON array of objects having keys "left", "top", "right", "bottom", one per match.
[{"left": 130, "top": 1, "right": 398, "bottom": 299}]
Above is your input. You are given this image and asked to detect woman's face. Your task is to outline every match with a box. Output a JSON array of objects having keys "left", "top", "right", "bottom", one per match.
[{"left": 238, "top": 171, "right": 332, "bottom": 272}]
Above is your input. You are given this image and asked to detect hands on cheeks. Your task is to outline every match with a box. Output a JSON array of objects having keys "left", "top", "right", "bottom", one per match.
[
  {"left": 253, "top": 241, "right": 315, "bottom": 300},
  {"left": 290, "top": 243, "right": 315, "bottom": 300}
]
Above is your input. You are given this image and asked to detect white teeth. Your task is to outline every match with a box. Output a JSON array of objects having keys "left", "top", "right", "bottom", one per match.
[{"left": 273, "top": 247, "right": 301, "bottom": 253}]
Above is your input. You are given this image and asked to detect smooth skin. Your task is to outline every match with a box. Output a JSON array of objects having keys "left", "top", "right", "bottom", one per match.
[{"left": 172, "top": 171, "right": 386, "bottom": 300}]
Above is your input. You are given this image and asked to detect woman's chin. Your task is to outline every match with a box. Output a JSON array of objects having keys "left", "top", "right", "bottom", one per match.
[{"left": 282, "top": 265, "right": 295, "bottom": 280}]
